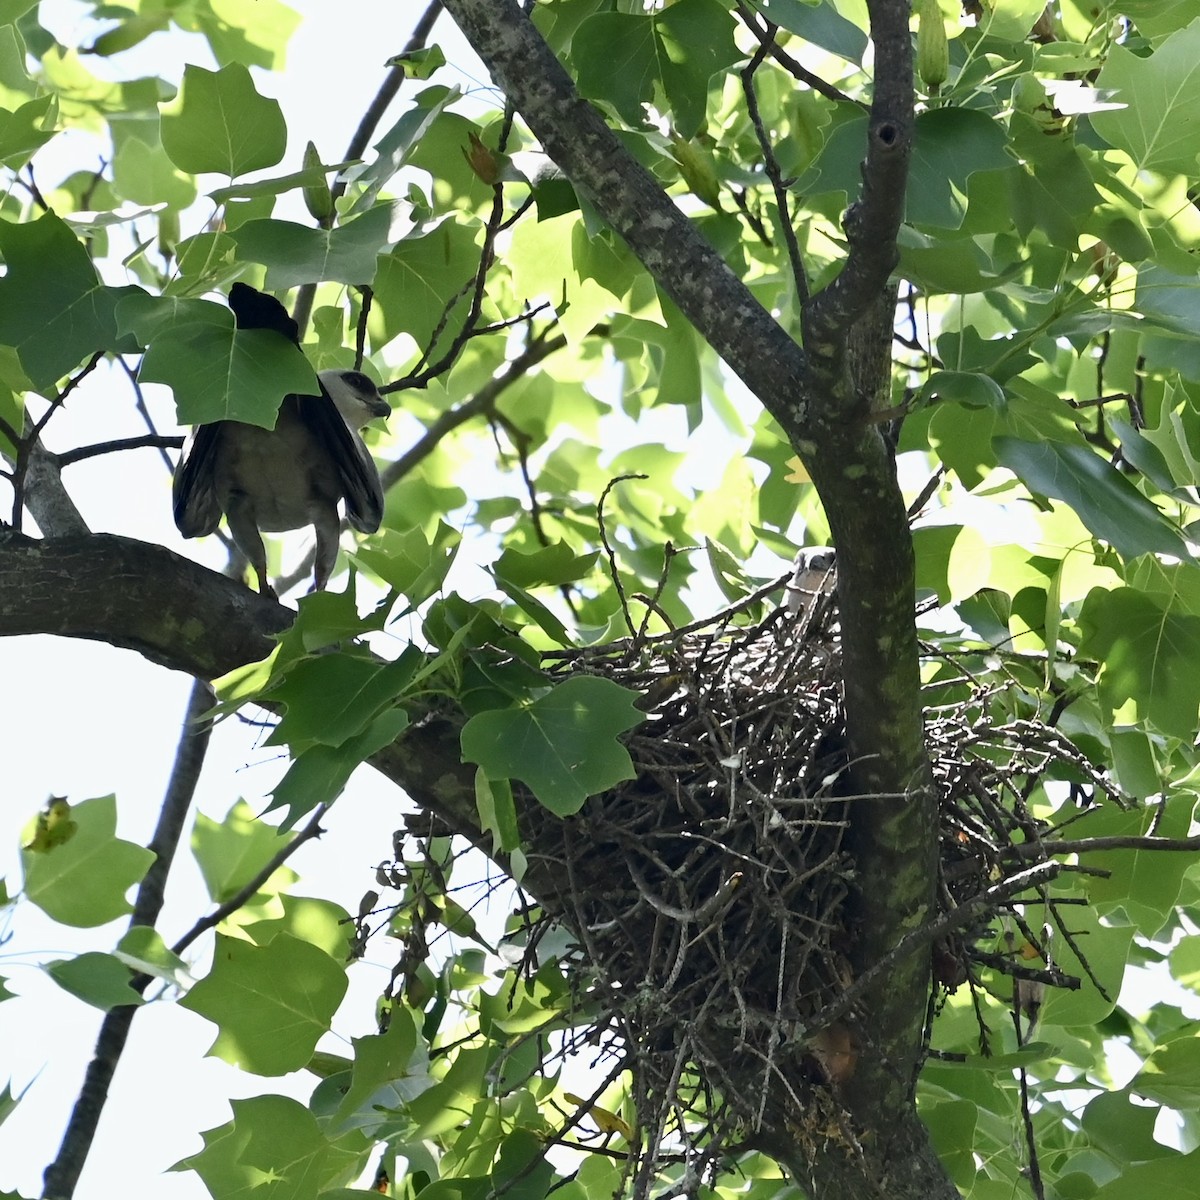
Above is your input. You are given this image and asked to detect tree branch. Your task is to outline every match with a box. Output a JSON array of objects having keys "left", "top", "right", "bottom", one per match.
[
  {"left": 0, "top": 530, "right": 289, "bottom": 677},
  {"left": 380, "top": 329, "right": 567, "bottom": 490},
  {"left": 439, "top": 0, "right": 813, "bottom": 442},
  {"left": 57, "top": 435, "right": 184, "bottom": 467},
  {"left": 802, "top": 0, "right": 912, "bottom": 353},
  {"left": 42, "top": 681, "right": 214, "bottom": 1200}
]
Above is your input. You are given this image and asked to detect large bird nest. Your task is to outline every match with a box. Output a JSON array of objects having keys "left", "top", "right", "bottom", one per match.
[
  {"left": 390, "top": 584, "right": 1122, "bottom": 1174},
  {"left": 521, "top": 586, "right": 1119, "bottom": 1143}
]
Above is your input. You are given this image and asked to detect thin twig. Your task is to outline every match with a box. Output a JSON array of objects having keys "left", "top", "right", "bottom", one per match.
[
  {"left": 738, "top": 12, "right": 808, "bottom": 305},
  {"left": 170, "top": 803, "right": 330, "bottom": 958},
  {"left": 1014, "top": 833, "right": 1200, "bottom": 856},
  {"left": 737, "top": 2, "right": 863, "bottom": 108},
  {"left": 379, "top": 329, "right": 567, "bottom": 490},
  {"left": 598, "top": 474, "right": 648, "bottom": 637},
  {"left": 292, "top": 0, "right": 444, "bottom": 338},
  {"left": 58, "top": 435, "right": 184, "bottom": 466}
]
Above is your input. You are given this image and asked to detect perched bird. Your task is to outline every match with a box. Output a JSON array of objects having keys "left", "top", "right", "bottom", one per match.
[
  {"left": 172, "top": 285, "right": 390, "bottom": 599},
  {"left": 784, "top": 545, "right": 836, "bottom": 620}
]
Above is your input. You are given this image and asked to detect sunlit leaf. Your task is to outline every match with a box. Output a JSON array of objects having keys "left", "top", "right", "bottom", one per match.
[
  {"left": 181, "top": 932, "right": 348, "bottom": 1075},
  {"left": 21, "top": 796, "right": 153, "bottom": 928},
  {"left": 461, "top": 676, "right": 642, "bottom": 816},
  {"left": 159, "top": 62, "right": 286, "bottom": 176},
  {"left": 1094, "top": 22, "right": 1200, "bottom": 175}
]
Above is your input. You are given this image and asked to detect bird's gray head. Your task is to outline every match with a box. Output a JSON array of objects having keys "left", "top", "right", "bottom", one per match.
[
  {"left": 784, "top": 545, "right": 836, "bottom": 616},
  {"left": 794, "top": 546, "right": 835, "bottom": 575},
  {"left": 319, "top": 368, "right": 391, "bottom": 428}
]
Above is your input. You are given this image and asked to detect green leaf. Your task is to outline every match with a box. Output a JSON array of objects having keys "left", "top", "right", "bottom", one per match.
[
  {"left": 139, "top": 315, "right": 318, "bottom": 428},
  {"left": 979, "top": 0, "right": 1047, "bottom": 41},
  {"left": 21, "top": 795, "right": 153, "bottom": 928},
  {"left": 0, "top": 93, "right": 55, "bottom": 167},
  {"left": 177, "top": 1094, "right": 360, "bottom": 1198},
  {"left": 1171, "top": 934, "right": 1200, "bottom": 991},
  {"left": 332, "top": 1009, "right": 419, "bottom": 1127},
  {"left": 230, "top": 202, "right": 397, "bottom": 290},
  {"left": 387, "top": 45, "right": 447, "bottom": 80},
  {"left": 1036, "top": 899, "right": 1134, "bottom": 1027},
  {"left": 195, "top": 0, "right": 302, "bottom": 71},
  {"left": 917, "top": 371, "right": 1006, "bottom": 409},
  {"left": 1136, "top": 402, "right": 1200, "bottom": 492},
  {"left": 494, "top": 576, "right": 574, "bottom": 646},
  {"left": 993, "top": 436, "right": 1187, "bottom": 561},
  {"left": 115, "top": 926, "right": 190, "bottom": 989},
  {"left": 805, "top": 108, "right": 1010, "bottom": 230},
  {"left": 244, "top": 895, "right": 353, "bottom": 960},
  {"left": 405, "top": 1043, "right": 494, "bottom": 1139},
  {"left": 495, "top": 543, "right": 600, "bottom": 588},
  {"left": 159, "top": 62, "right": 286, "bottom": 177},
  {"left": 475, "top": 768, "right": 520, "bottom": 853},
  {"left": 1093, "top": 22, "right": 1200, "bottom": 175},
  {"left": 207, "top": 157, "right": 355, "bottom": 204},
  {"left": 268, "top": 705, "right": 410, "bottom": 828},
  {"left": 181, "top": 932, "right": 348, "bottom": 1075},
  {"left": 44, "top": 952, "right": 143, "bottom": 1011},
  {"left": 1129, "top": 1035, "right": 1200, "bottom": 1110},
  {"left": 110, "top": 115, "right": 196, "bottom": 209},
  {"left": 0, "top": 1078, "right": 23, "bottom": 1130},
  {"left": 746, "top": 0, "right": 866, "bottom": 63},
  {"left": 1078, "top": 587, "right": 1200, "bottom": 740},
  {"left": 573, "top": 0, "right": 739, "bottom": 137},
  {"left": 461, "top": 676, "right": 643, "bottom": 816},
  {"left": 192, "top": 800, "right": 296, "bottom": 905},
  {"left": 84, "top": 12, "right": 171, "bottom": 57},
  {"left": 898, "top": 228, "right": 1021, "bottom": 295},
  {"left": 352, "top": 524, "right": 461, "bottom": 607},
  {"left": 369, "top": 219, "right": 486, "bottom": 358},
  {"left": 265, "top": 653, "right": 419, "bottom": 751},
  {"left": 1064, "top": 794, "right": 1195, "bottom": 933},
  {"left": 922, "top": 1099, "right": 978, "bottom": 1189},
  {"left": 1093, "top": 1150, "right": 1200, "bottom": 1200},
  {"left": 492, "top": 1129, "right": 557, "bottom": 1200},
  {"left": 0, "top": 211, "right": 135, "bottom": 389},
  {"left": 355, "top": 84, "right": 465, "bottom": 211},
  {"left": 1082, "top": 1088, "right": 1176, "bottom": 1164}
]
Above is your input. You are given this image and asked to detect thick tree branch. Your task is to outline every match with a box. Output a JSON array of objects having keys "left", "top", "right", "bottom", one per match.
[
  {"left": 438, "top": 0, "right": 813, "bottom": 441},
  {"left": 0, "top": 531, "right": 289, "bottom": 676},
  {"left": 802, "top": 0, "right": 913, "bottom": 355}
]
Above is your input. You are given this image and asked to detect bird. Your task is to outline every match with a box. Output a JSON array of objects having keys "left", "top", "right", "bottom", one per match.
[
  {"left": 784, "top": 546, "right": 836, "bottom": 620},
  {"left": 172, "top": 285, "right": 390, "bottom": 599}
]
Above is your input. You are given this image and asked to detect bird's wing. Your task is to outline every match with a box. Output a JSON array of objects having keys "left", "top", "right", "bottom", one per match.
[
  {"left": 296, "top": 388, "right": 385, "bottom": 534},
  {"left": 172, "top": 424, "right": 225, "bottom": 537}
]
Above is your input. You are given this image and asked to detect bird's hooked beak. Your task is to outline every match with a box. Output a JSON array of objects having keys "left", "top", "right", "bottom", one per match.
[{"left": 318, "top": 368, "right": 391, "bottom": 429}]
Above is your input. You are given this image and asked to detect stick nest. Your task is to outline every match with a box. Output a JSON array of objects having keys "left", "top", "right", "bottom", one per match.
[{"left": 523, "top": 590, "right": 1122, "bottom": 1138}]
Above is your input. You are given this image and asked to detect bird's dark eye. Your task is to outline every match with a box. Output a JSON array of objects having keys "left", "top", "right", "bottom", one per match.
[{"left": 341, "top": 370, "right": 373, "bottom": 391}]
